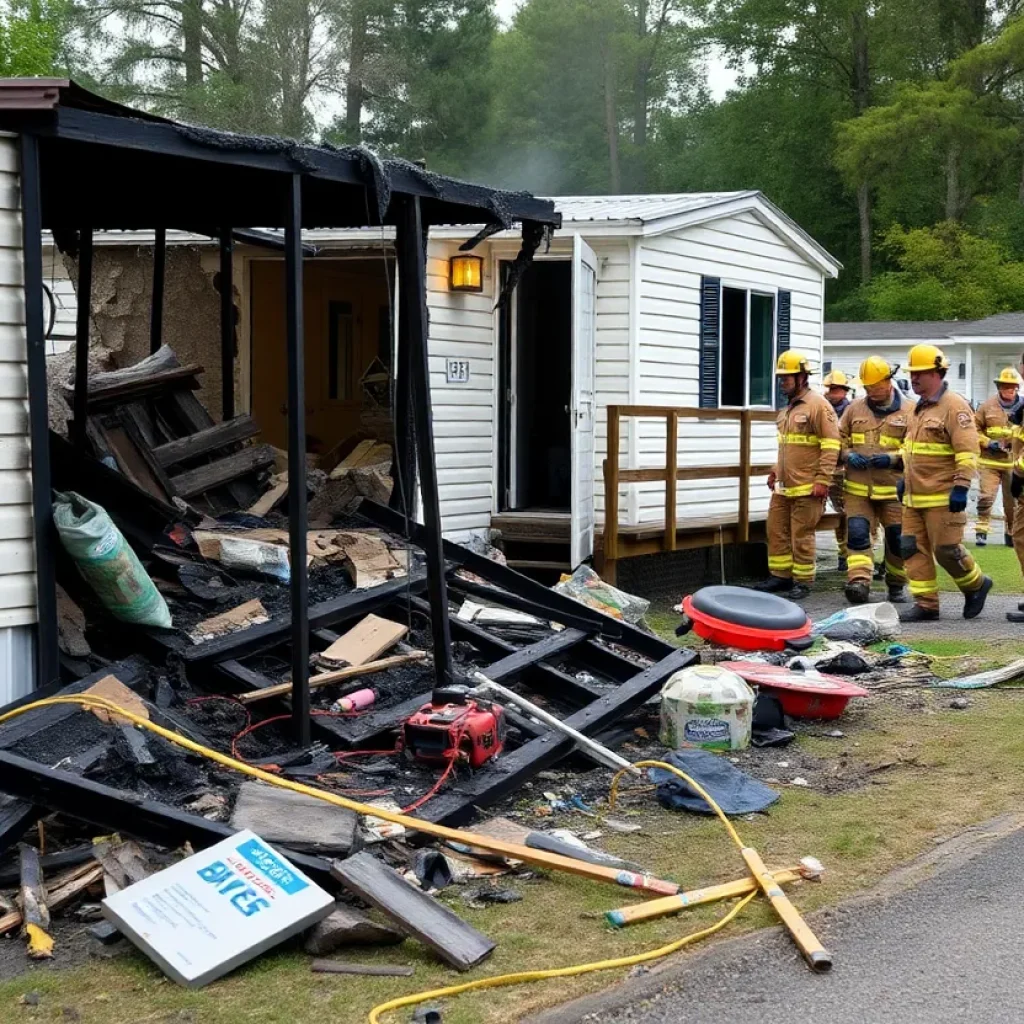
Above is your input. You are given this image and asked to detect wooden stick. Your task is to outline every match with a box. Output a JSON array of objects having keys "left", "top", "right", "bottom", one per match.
[
  {"left": 19, "top": 844, "right": 53, "bottom": 958},
  {"left": 741, "top": 847, "right": 832, "bottom": 971},
  {"left": 605, "top": 867, "right": 803, "bottom": 927},
  {"left": 1, "top": 861, "right": 104, "bottom": 938},
  {"left": 238, "top": 652, "right": 429, "bottom": 705},
  {"left": 311, "top": 959, "right": 414, "bottom": 977}
]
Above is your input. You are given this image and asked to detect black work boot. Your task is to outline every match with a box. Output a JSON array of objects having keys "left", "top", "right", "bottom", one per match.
[
  {"left": 898, "top": 604, "right": 940, "bottom": 622},
  {"left": 837, "top": 556, "right": 848, "bottom": 573},
  {"left": 788, "top": 584, "right": 811, "bottom": 601},
  {"left": 963, "top": 576, "right": 994, "bottom": 620},
  {"left": 886, "top": 584, "right": 908, "bottom": 604},
  {"left": 755, "top": 576, "right": 794, "bottom": 594},
  {"left": 1007, "top": 535, "right": 1016, "bottom": 547},
  {"left": 976, "top": 533, "right": 987, "bottom": 547},
  {"left": 1007, "top": 611, "right": 1024, "bottom": 623},
  {"left": 844, "top": 581, "right": 870, "bottom": 605},
  {"left": 874, "top": 562, "right": 886, "bottom": 580}
]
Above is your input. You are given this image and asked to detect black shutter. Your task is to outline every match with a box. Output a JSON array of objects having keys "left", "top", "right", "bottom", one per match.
[
  {"left": 775, "top": 289, "right": 791, "bottom": 409},
  {"left": 699, "top": 276, "right": 721, "bottom": 409}
]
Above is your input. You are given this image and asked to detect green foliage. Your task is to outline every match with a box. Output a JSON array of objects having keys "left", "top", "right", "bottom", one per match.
[
  {"left": 0, "top": 0, "right": 74, "bottom": 76},
  {"left": 852, "top": 221, "right": 1024, "bottom": 320}
]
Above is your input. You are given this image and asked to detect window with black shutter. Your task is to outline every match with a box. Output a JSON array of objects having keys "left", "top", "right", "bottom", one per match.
[{"left": 698, "top": 276, "right": 721, "bottom": 408}]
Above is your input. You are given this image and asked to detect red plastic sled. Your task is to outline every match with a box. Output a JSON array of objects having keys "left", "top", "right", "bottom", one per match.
[{"left": 719, "top": 661, "right": 869, "bottom": 719}]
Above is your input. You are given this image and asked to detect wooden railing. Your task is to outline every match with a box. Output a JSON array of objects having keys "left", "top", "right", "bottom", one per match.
[{"left": 602, "top": 405, "right": 778, "bottom": 573}]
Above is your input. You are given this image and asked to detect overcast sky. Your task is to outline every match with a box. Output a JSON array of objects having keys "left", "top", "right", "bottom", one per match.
[{"left": 493, "top": 0, "right": 738, "bottom": 100}]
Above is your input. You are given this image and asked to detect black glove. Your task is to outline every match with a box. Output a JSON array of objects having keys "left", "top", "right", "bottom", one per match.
[
  {"left": 869, "top": 454, "right": 892, "bottom": 469},
  {"left": 897, "top": 478, "right": 905, "bottom": 503},
  {"left": 1013, "top": 474, "right": 1023, "bottom": 499},
  {"left": 1011, "top": 405, "right": 1024, "bottom": 427},
  {"left": 847, "top": 452, "right": 869, "bottom": 470},
  {"left": 949, "top": 484, "right": 969, "bottom": 513}
]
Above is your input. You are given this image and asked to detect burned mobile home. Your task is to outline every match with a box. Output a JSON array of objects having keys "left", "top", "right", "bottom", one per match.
[{"left": 0, "top": 78, "right": 695, "bottom": 863}]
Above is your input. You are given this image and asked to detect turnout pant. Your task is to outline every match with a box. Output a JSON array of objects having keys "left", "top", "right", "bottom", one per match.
[
  {"left": 845, "top": 496, "right": 905, "bottom": 587},
  {"left": 829, "top": 480, "right": 847, "bottom": 559},
  {"left": 768, "top": 493, "right": 824, "bottom": 584},
  {"left": 1013, "top": 493, "right": 1024, "bottom": 577},
  {"left": 901, "top": 506, "right": 984, "bottom": 612},
  {"left": 976, "top": 466, "right": 1015, "bottom": 537}
]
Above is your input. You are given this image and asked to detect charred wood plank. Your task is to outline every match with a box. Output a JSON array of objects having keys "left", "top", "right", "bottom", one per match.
[
  {"left": 360, "top": 501, "right": 673, "bottom": 655},
  {"left": 0, "top": 796, "right": 37, "bottom": 857},
  {"left": 169, "top": 444, "right": 275, "bottom": 498},
  {"left": 0, "top": 751, "right": 333, "bottom": 888},
  {"left": 331, "top": 851, "right": 495, "bottom": 971},
  {"left": 415, "top": 647, "right": 698, "bottom": 828},
  {"left": 181, "top": 574, "right": 427, "bottom": 665},
  {"left": 407, "top": 597, "right": 603, "bottom": 707},
  {"left": 71, "top": 364, "right": 204, "bottom": 407},
  {"left": 478, "top": 628, "right": 589, "bottom": 683},
  {"left": 153, "top": 415, "right": 260, "bottom": 468}
]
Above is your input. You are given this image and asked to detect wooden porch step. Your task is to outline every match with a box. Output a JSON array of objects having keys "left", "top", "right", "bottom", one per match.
[
  {"left": 506, "top": 559, "right": 571, "bottom": 573},
  {"left": 491, "top": 513, "right": 570, "bottom": 545}
]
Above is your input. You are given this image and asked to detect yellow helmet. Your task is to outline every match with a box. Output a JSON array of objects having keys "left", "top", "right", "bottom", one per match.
[
  {"left": 906, "top": 344, "right": 950, "bottom": 372},
  {"left": 822, "top": 370, "right": 852, "bottom": 389},
  {"left": 859, "top": 355, "right": 897, "bottom": 387},
  {"left": 775, "top": 351, "right": 813, "bottom": 376},
  {"left": 994, "top": 367, "right": 1021, "bottom": 386}
]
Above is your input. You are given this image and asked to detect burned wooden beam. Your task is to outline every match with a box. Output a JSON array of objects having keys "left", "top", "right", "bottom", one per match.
[
  {"left": 407, "top": 597, "right": 604, "bottom": 706},
  {"left": 181, "top": 574, "right": 427, "bottom": 665},
  {"left": 0, "top": 796, "right": 38, "bottom": 857},
  {"left": 447, "top": 576, "right": 604, "bottom": 635},
  {"left": 169, "top": 444, "right": 275, "bottom": 498},
  {"left": 332, "top": 851, "right": 495, "bottom": 971},
  {"left": 477, "top": 628, "right": 589, "bottom": 684},
  {"left": 19, "top": 843, "right": 53, "bottom": 958},
  {"left": 415, "top": 647, "right": 697, "bottom": 827},
  {"left": 152, "top": 415, "right": 259, "bottom": 467},
  {"left": 361, "top": 501, "right": 678, "bottom": 657},
  {"left": 0, "top": 750, "right": 334, "bottom": 887}
]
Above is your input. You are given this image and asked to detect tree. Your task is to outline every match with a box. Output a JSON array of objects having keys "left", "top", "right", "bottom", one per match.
[
  {"left": 851, "top": 221, "right": 1024, "bottom": 320},
  {"left": 0, "top": 0, "right": 79, "bottom": 76}
]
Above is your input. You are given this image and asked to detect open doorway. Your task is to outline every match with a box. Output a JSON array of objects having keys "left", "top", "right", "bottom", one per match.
[
  {"left": 499, "top": 260, "right": 572, "bottom": 512},
  {"left": 249, "top": 258, "right": 394, "bottom": 456}
]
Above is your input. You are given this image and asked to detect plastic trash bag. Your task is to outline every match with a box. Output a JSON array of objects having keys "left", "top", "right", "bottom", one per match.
[
  {"left": 54, "top": 491, "right": 172, "bottom": 628},
  {"left": 553, "top": 565, "right": 650, "bottom": 624},
  {"left": 812, "top": 601, "right": 900, "bottom": 642}
]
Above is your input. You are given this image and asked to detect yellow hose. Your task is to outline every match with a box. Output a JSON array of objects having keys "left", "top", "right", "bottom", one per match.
[
  {"left": 0, "top": 696, "right": 814, "bottom": 1022},
  {"left": 366, "top": 889, "right": 758, "bottom": 1024}
]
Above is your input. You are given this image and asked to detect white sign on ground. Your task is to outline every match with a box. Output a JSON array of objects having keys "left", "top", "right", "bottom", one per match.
[{"left": 102, "top": 829, "right": 334, "bottom": 988}]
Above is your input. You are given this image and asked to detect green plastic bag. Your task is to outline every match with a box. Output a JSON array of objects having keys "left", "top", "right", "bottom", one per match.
[{"left": 53, "top": 491, "right": 172, "bottom": 629}]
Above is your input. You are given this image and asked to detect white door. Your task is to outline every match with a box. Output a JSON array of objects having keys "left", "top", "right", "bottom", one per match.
[{"left": 571, "top": 235, "right": 598, "bottom": 567}]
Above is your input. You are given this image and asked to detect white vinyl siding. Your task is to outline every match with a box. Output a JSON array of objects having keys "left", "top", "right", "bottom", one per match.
[
  {"left": 426, "top": 239, "right": 498, "bottom": 542},
  {"left": 631, "top": 210, "right": 825, "bottom": 527},
  {"left": 0, "top": 134, "right": 35, "bottom": 637}
]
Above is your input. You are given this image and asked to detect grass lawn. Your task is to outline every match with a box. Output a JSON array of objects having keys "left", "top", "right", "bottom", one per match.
[{"left": 4, "top": 637, "right": 1024, "bottom": 1024}]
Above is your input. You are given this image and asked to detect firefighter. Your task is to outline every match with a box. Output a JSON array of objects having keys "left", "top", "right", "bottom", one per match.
[
  {"left": 757, "top": 351, "right": 841, "bottom": 599},
  {"left": 899, "top": 343, "right": 993, "bottom": 622},
  {"left": 974, "top": 368, "right": 1022, "bottom": 546},
  {"left": 823, "top": 370, "right": 854, "bottom": 571},
  {"left": 839, "top": 356, "right": 908, "bottom": 605}
]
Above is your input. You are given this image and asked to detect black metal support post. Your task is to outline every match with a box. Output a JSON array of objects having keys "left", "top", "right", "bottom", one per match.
[
  {"left": 284, "top": 175, "right": 310, "bottom": 745},
  {"left": 19, "top": 134, "right": 59, "bottom": 690},
  {"left": 394, "top": 196, "right": 453, "bottom": 687},
  {"left": 219, "top": 228, "right": 234, "bottom": 420},
  {"left": 389, "top": 290, "right": 416, "bottom": 513},
  {"left": 150, "top": 226, "right": 166, "bottom": 353},
  {"left": 71, "top": 227, "right": 93, "bottom": 450}
]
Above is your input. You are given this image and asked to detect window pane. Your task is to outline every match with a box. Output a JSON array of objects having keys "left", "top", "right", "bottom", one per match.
[
  {"left": 749, "top": 293, "right": 775, "bottom": 406},
  {"left": 720, "top": 287, "right": 747, "bottom": 406},
  {"left": 328, "top": 301, "right": 354, "bottom": 400}
]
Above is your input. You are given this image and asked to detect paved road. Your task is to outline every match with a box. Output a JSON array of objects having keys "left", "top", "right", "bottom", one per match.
[{"left": 575, "top": 827, "right": 1024, "bottom": 1024}]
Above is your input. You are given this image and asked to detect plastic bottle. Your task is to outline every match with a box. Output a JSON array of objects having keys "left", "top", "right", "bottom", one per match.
[{"left": 659, "top": 665, "right": 754, "bottom": 751}]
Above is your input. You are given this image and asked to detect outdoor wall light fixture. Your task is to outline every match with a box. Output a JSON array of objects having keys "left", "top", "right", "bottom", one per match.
[{"left": 449, "top": 253, "right": 483, "bottom": 292}]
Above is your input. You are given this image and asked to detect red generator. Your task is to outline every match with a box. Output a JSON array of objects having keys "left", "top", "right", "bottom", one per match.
[{"left": 402, "top": 687, "right": 507, "bottom": 770}]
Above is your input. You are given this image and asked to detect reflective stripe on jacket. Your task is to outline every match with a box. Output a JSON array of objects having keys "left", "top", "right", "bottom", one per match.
[
  {"left": 902, "top": 384, "right": 978, "bottom": 508},
  {"left": 838, "top": 391, "right": 907, "bottom": 501},
  {"left": 773, "top": 388, "right": 840, "bottom": 497}
]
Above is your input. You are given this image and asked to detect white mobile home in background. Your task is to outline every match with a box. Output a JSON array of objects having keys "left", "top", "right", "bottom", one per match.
[{"left": 40, "top": 191, "right": 839, "bottom": 572}]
